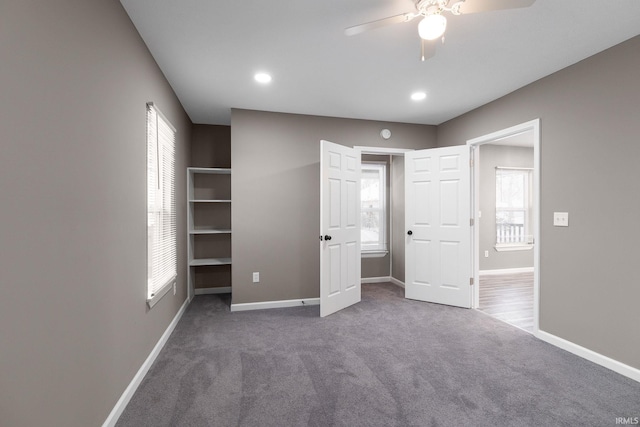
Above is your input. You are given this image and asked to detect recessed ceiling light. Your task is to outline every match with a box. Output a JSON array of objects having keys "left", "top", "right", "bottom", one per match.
[
  {"left": 254, "top": 73, "right": 272, "bottom": 84},
  {"left": 411, "top": 91, "right": 427, "bottom": 101}
]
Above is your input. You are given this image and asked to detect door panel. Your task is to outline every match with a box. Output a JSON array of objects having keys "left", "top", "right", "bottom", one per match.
[
  {"left": 440, "top": 180, "right": 459, "bottom": 225},
  {"left": 329, "top": 245, "right": 341, "bottom": 295},
  {"left": 329, "top": 179, "right": 341, "bottom": 227},
  {"left": 414, "top": 240, "right": 432, "bottom": 285},
  {"left": 346, "top": 242, "right": 357, "bottom": 290},
  {"left": 414, "top": 182, "right": 431, "bottom": 224},
  {"left": 405, "top": 145, "right": 471, "bottom": 308},
  {"left": 346, "top": 180, "right": 357, "bottom": 227},
  {"left": 321, "top": 140, "right": 361, "bottom": 317}
]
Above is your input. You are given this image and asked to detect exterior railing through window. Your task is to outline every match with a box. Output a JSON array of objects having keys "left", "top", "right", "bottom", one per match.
[{"left": 497, "top": 222, "right": 526, "bottom": 244}]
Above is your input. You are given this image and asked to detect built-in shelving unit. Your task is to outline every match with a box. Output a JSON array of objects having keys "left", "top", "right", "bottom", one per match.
[{"left": 187, "top": 167, "right": 232, "bottom": 298}]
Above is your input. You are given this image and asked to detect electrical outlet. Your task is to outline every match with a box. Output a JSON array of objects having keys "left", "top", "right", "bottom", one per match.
[
  {"left": 253, "top": 272, "right": 260, "bottom": 283},
  {"left": 173, "top": 283, "right": 176, "bottom": 295},
  {"left": 553, "top": 212, "right": 569, "bottom": 227}
]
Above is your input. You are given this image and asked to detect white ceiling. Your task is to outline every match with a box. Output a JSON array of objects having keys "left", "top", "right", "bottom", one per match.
[{"left": 120, "top": 0, "right": 640, "bottom": 126}]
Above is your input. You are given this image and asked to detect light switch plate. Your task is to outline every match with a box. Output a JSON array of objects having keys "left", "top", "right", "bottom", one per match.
[{"left": 554, "top": 212, "right": 569, "bottom": 227}]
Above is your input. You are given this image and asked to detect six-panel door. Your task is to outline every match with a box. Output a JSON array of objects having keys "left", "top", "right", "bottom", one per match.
[
  {"left": 320, "top": 140, "right": 361, "bottom": 317},
  {"left": 405, "top": 146, "right": 471, "bottom": 308}
]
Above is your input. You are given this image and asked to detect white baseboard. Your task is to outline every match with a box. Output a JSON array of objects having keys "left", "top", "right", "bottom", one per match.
[
  {"left": 480, "top": 267, "right": 534, "bottom": 275},
  {"left": 194, "top": 286, "right": 232, "bottom": 295},
  {"left": 536, "top": 330, "right": 640, "bottom": 384},
  {"left": 389, "top": 277, "right": 405, "bottom": 289},
  {"left": 360, "top": 276, "right": 405, "bottom": 288},
  {"left": 102, "top": 297, "right": 190, "bottom": 427},
  {"left": 361, "top": 276, "right": 390, "bottom": 284},
  {"left": 230, "top": 298, "right": 320, "bottom": 312}
]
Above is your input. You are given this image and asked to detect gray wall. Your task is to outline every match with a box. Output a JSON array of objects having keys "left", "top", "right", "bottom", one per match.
[
  {"left": 437, "top": 36, "right": 640, "bottom": 370},
  {"left": 231, "top": 109, "right": 436, "bottom": 304},
  {"left": 191, "top": 124, "right": 231, "bottom": 168},
  {"left": 0, "top": 1, "right": 191, "bottom": 426},
  {"left": 479, "top": 145, "right": 534, "bottom": 271}
]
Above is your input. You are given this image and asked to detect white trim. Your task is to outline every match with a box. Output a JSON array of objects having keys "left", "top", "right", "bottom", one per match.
[
  {"left": 102, "top": 297, "right": 190, "bottom": 427},
  {"left": 536, "top": 330, "right": 640, "bottom": 384},
  {"left": 494, "top": 244, "right": 533, "bottom": 252},
  {"left": 355, "top": 146, "right": 414, "bottom": 156},
  {"left": 496, "top": 166, "right": 534, "bottom": 171},
  {"left": 360, "top": 276, "right": 406, "bottom": 289},
  {"left": 389, "top": 155, "right": 394, "bottom": 278},
  {"left": 361, "top": 276, "right": 391, "bottom": 284},
  {"left": 361, "top": 161, "right": 387, "bottom": 253},
  {"left": 480, "top": 267, "right": 534, "bottom": 275},
  {"left": 389, "top": 277, "right": 405, "bottom": 289},
  {"left": 146, "top": 102, "right": 176, "bottom": 132},
  {"left": 361, "top": 250, "right": 388, "bottom": 258},
  {"left": 230, "top": 298, "right": 320, "bottom": 312},
  {"left": 194, "top": 286, "right": 232, "bottom": 295},
  {"left": 467, "top": 119, "right": 540, "bottom": 334},
  {"left": 146, "top": 279, "right": 174, "bottom": 308}
]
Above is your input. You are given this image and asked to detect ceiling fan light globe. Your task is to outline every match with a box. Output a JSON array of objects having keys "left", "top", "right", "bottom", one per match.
[{"left": 418, "top": 14, "right": 447, "bottom": 40}]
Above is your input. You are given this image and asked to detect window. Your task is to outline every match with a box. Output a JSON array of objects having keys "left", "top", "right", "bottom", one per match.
[
  {"left": 361, "top": 163, "right": 387, "bottom": 254},
  {"left": 495, "top": 167, "right": 533, "bottom": 249},
  {"left": 147, "top": 103, "right": 176, "bottom": 307}
]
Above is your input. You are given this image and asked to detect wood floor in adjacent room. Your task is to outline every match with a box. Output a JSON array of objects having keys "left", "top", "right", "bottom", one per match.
[{"left": 479, "top": 271, "right": 534, "bottom": 333}]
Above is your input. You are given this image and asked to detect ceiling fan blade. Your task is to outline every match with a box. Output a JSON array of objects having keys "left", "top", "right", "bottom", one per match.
[
  {"left": 420, "top": 39, "right": 437, "bottom": 62},
  {"left": 456, "top": 0, "right": 535, "bottom": 14},
  {"left": 345, "top": 12, "right": 416, "bottom": 36}
]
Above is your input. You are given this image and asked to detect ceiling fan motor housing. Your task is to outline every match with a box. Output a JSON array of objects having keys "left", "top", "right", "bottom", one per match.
[{"left": 416, "top": 0, "right": 465, "bottom": 16}]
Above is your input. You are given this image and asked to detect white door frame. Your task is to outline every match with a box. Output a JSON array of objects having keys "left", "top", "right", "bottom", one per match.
[{"left": 466, "top": 119, "right": 540, "bottom": 333}]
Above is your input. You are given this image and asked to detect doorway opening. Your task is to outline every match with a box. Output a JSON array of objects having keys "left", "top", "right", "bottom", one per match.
[
  {"left": 467, "top": 119, "right": 540, "bottom": 334},
  {"left": 322, "top": 142, "right": 476, "bottom": 316},
  {"left": 356, "top": 147, "right": 413, "bottom": 291},
  {"left": 357, "top": 144, "right": 472, "bottom": 309}
]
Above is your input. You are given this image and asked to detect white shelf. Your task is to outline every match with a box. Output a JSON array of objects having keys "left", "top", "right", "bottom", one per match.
[
  {"left": 189, "top": 257, "right": 232, "bottom": 267},
  {"left": 188, "top": 167, "right": 231, "bottom": 174},
  {"left": 189, "top": 228, "right": 232, "bottom": 235},
  {"left": 187, "top": 166, "right": 232, "bottom": 299},
  {"left": 194, "top": 286, "right": 232, "bottom": 295}
]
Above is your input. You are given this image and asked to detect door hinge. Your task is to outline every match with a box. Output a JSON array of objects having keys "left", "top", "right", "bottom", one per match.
[
  {"left": 469, "top": 158, "right": 474, "bottom": 167},
  {"left": 470, "top": 218, "right": 474, "bottom": 226},
  {"left": 470, "top": 277, "right": 474, "bottom": 286}
]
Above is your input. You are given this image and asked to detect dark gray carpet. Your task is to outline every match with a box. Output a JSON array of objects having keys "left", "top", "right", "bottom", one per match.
[{"left": 117, "top": 283, "right": 639, "bottom": 426}]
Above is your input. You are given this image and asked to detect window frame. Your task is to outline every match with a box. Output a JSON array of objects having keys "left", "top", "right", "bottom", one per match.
[
  {"left": 494, "top": 166, "right": 534, "bottom": 251},
  {"left": 146, "top": 102, "right": 177, "bottom": 307},
  {"left": 360, "top": 162, "right": 388, "bottom": 256}
]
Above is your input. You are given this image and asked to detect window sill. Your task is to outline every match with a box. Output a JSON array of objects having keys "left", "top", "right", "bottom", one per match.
[
  {"left": 494, "top": 244, "right": 534, "bottom": 252},
  {"left": 147, "top": 279, "right": 175, "bottom": 308},
  {"left": 361, "top": 250, "right": 389, "bottom": 258}
]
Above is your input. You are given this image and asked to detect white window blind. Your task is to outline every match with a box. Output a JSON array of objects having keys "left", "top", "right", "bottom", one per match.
[{"left": 147, "top": 103, "right": 176, "bottom": 307}]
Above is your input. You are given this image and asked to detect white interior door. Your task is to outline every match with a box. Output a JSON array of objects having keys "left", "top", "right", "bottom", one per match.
[
  {"left": 405, "top": 145, "right": 471, "bottom": 308},
  {"left": 320, "top": 140, "right": 361, "bottom": 317}
]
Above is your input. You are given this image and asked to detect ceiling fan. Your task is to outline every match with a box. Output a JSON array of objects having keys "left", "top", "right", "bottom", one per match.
[{"left": 345, "top": 0, "right": 536, "bottom": 61}]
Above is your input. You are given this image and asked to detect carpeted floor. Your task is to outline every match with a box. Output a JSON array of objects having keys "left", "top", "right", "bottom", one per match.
[{"left": 117, "top": 283, "right": 639, "bottom": 426}]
